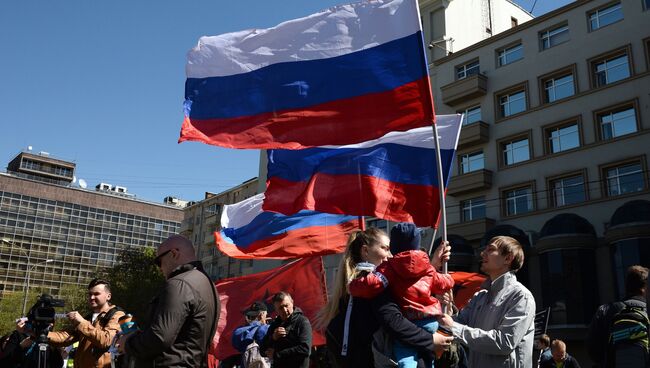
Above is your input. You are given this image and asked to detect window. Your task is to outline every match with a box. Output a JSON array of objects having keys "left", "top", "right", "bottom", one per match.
[
  {"left": 540, "top": 24, "right": 569, "bottom": 50},
  {"left": 547, "top": 123, "right": 580, "bottom": 153},
  {"left": 504, "top": 185, "right": 534, "bottom": 216},
  {"left": 456, "top": 60, "right": 480, "bottom": 80},
  {"left": 543, "top": 73, "right": 574, "bottom": 103},
  {"left": 540, "top": 249, "right": 599, "bottom": 325},
  {"left": 502, "top": 137, "right": 530, "bottom": 166},
  {"left": 497, "top": 43, "right": 523, "bottom": 66},
  {"left": 550, "top": 174, "right": 586, "bottom": 207},
  {"left": 592, "top": 52, "right": 630, "bottom": 87},
  {"left": 461, "top": 197, "right": 486, "bottom": 222},
  {"left": 604, "top": 161, "right": 645, "bottom": 196},
  {"left": 589, "top": 2, "right": 623, "bottom": 31},
  {"left": 598, "top": 104, "right": 637, "bottom": 140},
  {"left": 460, "top": 151, "right": 484, "bottom": 174},
  {"left": 498, "top": 90, "right": 526, "bottom": 117},
  {"left": 460, "top": 105, "right": 481, "bottom": 125},
  {"left": 511, "top": 17, "right": 518, "bottom": 27}
]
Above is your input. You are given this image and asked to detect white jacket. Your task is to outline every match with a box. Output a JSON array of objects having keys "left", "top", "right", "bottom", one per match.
[{"left": 452, "top": 272, "right": 536, "bottom": 368}]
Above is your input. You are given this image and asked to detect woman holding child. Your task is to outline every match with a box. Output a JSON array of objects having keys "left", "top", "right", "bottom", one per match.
[{"left": 316, "top": 226, "right": 453, "bottom": 368}]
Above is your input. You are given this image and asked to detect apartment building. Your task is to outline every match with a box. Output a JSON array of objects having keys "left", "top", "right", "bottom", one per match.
[{"left": 431, "top": 0, "right": 649, "bottom": 362}]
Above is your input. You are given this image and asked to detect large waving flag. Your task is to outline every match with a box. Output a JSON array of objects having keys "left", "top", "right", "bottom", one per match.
[
  {"left": 450, "top": 271, "right": 487, "bottom": 309},
  {"left": 263, "top": 114, "right": 463, "bottom": 227},
  {"left": 215, "top": 193, "right": 359, "bottom": 259},
  {"left": 180, "top": 0, "right": 434, "bottom": 149},
  {"left": 209, "top": 257, "right": 327, "bottom": 363}
]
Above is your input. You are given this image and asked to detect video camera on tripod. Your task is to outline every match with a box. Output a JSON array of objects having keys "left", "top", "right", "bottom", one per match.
[{"left": 24, "top": 294, "right": 65, "bottom": 368}]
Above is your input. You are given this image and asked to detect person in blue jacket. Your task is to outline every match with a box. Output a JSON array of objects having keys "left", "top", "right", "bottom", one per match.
[{"left": 232, "top": 301, "right": 270, "bottom": 353}]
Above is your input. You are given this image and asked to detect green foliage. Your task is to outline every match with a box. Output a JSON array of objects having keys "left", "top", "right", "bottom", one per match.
[
  {"left": 0, "top": 289, "right": 45, "bottom": 336},
  {"left": 99, "top": 246, "right": 164, "bottom": 320}
]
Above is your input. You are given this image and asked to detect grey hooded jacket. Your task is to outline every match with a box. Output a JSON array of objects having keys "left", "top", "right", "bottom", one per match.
[{"left": 452, "top": 271, "right": 536, "bottom": 368}]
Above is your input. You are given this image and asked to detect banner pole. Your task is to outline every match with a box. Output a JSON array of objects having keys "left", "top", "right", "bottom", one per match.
[{"left": 431, "top": 123, "right": 448, "bottom": 275}]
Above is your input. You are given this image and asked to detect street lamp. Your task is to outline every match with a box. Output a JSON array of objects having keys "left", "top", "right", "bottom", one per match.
[{"left": 22, "top": 259, "right": 54, "bottom": 316}]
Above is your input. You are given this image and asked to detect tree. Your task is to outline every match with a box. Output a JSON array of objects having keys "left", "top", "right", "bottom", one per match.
[
  {"left": 0, "top": 289, "right": 44, "bottom": 336},
  {"left": 99, "top": 246, "right": 165, "bottom": 321}
]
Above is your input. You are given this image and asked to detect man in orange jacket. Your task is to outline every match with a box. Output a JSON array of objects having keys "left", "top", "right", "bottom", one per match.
[{"left": 48, "top": 278, "right": 124, "bottom": 368}]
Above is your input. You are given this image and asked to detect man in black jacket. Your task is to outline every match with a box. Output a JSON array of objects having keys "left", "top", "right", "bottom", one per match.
[
  {"left": 587, "top": 265, "right": 648, "bottom": 368},
  {"left": 262, "top": 291, "right": 312, "bottom": 368},
  {"left": 119, "top": 235, "right": 219, "bottom": 368}
]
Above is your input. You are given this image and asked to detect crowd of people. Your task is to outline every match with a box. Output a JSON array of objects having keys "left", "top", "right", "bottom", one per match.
[{"left": 0, "top": 229, "right": 647, "bottom": 368}]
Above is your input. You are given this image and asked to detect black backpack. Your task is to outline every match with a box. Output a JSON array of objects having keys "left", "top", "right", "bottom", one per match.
[{"left": 607, "top": 299, "right": 649, "bottom": 366}]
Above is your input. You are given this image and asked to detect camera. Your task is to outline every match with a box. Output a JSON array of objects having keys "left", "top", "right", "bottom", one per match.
[{"left": 27, "top": 294, "right": 65, "bottom": 337}]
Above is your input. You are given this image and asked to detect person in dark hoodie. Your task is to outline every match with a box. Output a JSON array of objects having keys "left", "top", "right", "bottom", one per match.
[
  {"left": 118, "top": 235, "right": 219, "bottom": 368},
  {"left": 262, "top": 291, "right": 312, "bottom": 368},
  {"left": 349, "top": 223, "right": 454, "bottom": 368}
]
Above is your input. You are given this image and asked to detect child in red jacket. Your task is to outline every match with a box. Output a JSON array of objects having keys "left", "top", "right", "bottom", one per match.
[{"left": 349, "top": 223, "right": 454, "bottom": 368}]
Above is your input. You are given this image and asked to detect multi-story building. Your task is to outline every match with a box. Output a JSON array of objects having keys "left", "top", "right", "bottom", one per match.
[
  {"left": 0, "top": 151, "right": 183, "bottom": 299},
  {"left": 432, "top": 0, "right": 649, "bottom": 362}
]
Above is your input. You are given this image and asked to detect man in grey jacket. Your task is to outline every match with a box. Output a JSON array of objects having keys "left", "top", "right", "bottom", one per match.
[
  {"left": 119, "top": 235, "right": 219, "bottom": 368},
  {"left": 440, "top": 235, "right": 536, "bottom": 368}
]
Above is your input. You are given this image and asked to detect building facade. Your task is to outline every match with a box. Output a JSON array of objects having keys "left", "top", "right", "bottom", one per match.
[
  {"left": 432, "top": 0, "right": 650, "bottom": 362},
  {"left": 0, "top": 151, "right": 183, "bottom": 299}
]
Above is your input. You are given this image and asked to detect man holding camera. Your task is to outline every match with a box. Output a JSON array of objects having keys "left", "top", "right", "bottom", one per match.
[{"left": 47, "top": 278, "right": 124, "bottom": 368}]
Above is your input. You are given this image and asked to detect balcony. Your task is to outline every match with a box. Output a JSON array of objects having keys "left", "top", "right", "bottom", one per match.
[
  {"left": 447, "top": 169, "right": 493, "bottom": 196},
  {"left": 448, "top": 218, "right": 496, "bottom": 241},
  {"left": 440, "top": 74, "right": 488, "bottom": 106},
  {"left": 458, "top": 121, "right": 489, "bottom": 150}
]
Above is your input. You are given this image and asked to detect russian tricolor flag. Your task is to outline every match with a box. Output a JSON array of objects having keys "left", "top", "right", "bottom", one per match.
[
  {"left": 180, "top": 0, "right": 434, "bottom": 149},
  {"left": 263, "top": 114, "right": 463, "bottom": 227},
  {"left": 215, "top": 193, "right": 359, "bottom": 259}
]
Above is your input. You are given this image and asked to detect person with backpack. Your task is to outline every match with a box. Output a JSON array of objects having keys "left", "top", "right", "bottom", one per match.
[
  {"left": 232, "top": 301, "right": 271, "bottom": 368},
  {"left": 47, "top": 278, "right": 125, "bottom": 368},
  {"left": 587, "top": 265, "right": 649, "bottom": 367}
]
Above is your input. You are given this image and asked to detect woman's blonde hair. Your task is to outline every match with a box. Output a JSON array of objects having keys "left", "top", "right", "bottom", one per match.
[{"left": 314, "top": 227, "right": 387, "bottom": 330}]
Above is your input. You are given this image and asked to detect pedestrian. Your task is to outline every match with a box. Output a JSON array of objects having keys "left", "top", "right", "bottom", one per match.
[
  {"left": 535, "top": 334, "right": 552, "bottom": 368},
  {"left": 118, "top": 235, "right": 220, "bottom": 368},
  {"left": 439, "top": 235, "right": 536, "bottom": 367},
  {"left": 587, "top": 265, "right": 649, "bottom": 367},
  {"left": 316, "top": 227, "right": 453, "bottom": 368},
  {"left": 261, "top": 291, "right": 312, "bottom": 368},
  {"left": 348, "top": 222, "right": 454, "bottom": 368},
  {"left": 45, "top": 278, "right": 124, "bottom": 368},
  {"left": 540, "top": 339, "right": 581, "bottom": 368}
]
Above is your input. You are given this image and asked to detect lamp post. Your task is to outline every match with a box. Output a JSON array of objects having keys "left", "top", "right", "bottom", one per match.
[{"left": 22, "top": 259, "right": 54, "bottom": 316}]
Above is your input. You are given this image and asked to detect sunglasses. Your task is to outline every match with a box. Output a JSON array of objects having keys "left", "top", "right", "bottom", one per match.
[{"left": 154, "top": 249, "right": 175, "bottom": 267}]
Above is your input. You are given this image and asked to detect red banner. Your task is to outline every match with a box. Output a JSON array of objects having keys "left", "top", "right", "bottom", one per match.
[
  {"left": 209, "top": 257, "right": 327, "bottom": 365},
  {"left": 450, "top": 271, "right": 487, "bottom": 309}
]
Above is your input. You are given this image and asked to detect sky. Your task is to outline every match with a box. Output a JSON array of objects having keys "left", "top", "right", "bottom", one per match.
[{"left": 0, "top": 0, "right": 572, "bottom": 204}]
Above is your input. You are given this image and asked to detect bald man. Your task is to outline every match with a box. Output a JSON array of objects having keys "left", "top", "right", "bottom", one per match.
[{"left": 119, "top": 235, "right": 219, "bottom": 368}]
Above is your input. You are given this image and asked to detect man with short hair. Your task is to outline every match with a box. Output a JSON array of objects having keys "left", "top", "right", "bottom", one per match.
[
  {"left": 535, "top": 334, "right": 552, "bottom": 368},
  {"left": 119, "top": 235, "right": 219, "bottom": 368},
  {"left": 261, "top": 291, "right": 312, "bottom": 368},
  {"left": 541, "top": 339, "right": 581, "bottom": 368},
  {"left": 440, "top": 236, "right": 536, "bottom": 368},
  {"left": 587, "top": 265, "right": 649, "bottom": 367},
  {"left": 48, "top": 278, "right": 125, "bottom": 368}
]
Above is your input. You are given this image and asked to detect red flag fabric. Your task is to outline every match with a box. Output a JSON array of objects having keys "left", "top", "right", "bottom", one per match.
[
  {"left": 450, "top": 272, "right": 487, "bottom": 309},
  {"left": 209, "top": 257, "right": 327, "bottom": 363}
]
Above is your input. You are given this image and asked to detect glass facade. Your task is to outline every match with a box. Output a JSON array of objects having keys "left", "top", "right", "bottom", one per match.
[
  {"left": 611, "top": 238, "right": 650, "bottom": 299},
  {"left": 0, "top": 190, "right": 180, "bottom": 296},
  {"left": 540, "top": 249, "right": 599, "bottom": 324}
]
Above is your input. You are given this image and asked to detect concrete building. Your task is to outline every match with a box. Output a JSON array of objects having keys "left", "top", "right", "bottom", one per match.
[
  {"left": 431, "top": 0, "right": 650, "bottom": 363},
  {"left": 0, "top": 151, "right": 183, "bottom": 299}
]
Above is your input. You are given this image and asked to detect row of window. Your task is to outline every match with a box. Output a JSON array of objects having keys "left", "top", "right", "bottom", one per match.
[
  {"left": 460, "top": 157, "right": 647, "bottom": 221},
  {"left": 456, "top": 1, "right": 629, "bottom": 82},
  {"left": 458, "top": 41, "right": 639, "bottom": 127},
  {"left": 459, "top": 99, "right": 641, "bottom": 175},
  {"left": 20, "top": 159, "right": 74, "bottom": 178}
]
